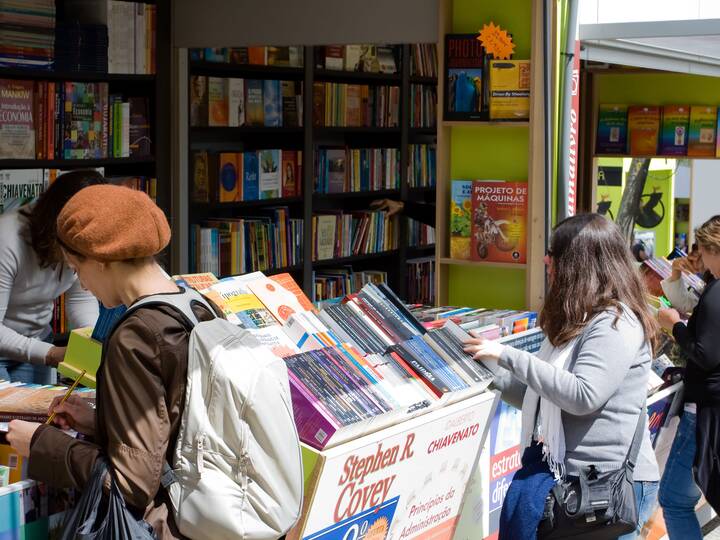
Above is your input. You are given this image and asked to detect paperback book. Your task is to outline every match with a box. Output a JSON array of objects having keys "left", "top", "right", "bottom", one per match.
[
  {"left": 444, "top": 34, "right": 484, "bottom": 120},
  {"left": 596, "top": 104, "right": 628, "bottom": 154},
  {"left": 628, "top": 106, "right": 660, "bottom": 156},
  {"left": 659, "top": 105, "right": 689, "bottom": 156},
  {"left": 687, "top": 106, "right": 717, "bottom": 157}
]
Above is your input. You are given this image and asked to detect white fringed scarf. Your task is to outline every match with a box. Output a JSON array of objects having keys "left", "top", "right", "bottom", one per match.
[{"left": 520, "top": 337, "right": 578, "bottom": 480}]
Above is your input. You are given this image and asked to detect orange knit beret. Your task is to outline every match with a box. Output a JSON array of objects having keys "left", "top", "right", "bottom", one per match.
[{"left": 57, "top": 185, "right": 170, "bottom": 261}]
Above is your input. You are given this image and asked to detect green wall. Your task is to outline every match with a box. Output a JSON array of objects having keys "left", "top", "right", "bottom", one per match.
[
  {"left": 447, "top": 0, "right": 532, "bottom": 310},
  {"left": 597, "top": 73, "right": 720, "bottom": 106}
]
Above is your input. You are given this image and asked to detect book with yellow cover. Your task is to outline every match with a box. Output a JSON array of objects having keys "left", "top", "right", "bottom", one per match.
[
  {"left": 628, "top": 106, "right": 660, "bottom": 156},
  {"left": 208, "top": 77, "right": 228, "bottom": 127},
  {"left": 60, "top": 327, "right": 102, "bottom": 388},
  {"left": 219, "top": 152, "right": 242, "bottom": 202},
  {"left": 687, "top": 106, "right": 717, "bottom": 157},
  {"left": 489, "top": 60, "right": 530, "bottom": 120}
]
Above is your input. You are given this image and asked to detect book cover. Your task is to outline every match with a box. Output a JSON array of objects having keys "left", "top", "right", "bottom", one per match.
[
  {"left": 128, "top": 96, "right": 151, "bottom": 156},
  {"left": 63, "top": 82, "right": 104, "bottom": 159},
  {"left": 0, "top": 169, "right": 45, "bottom": 213},
  {"left": 246, "top": 275, "right": 309, "bottom": 322},
  {"left": 489, "top": 60, "right": 530, "bottom": 120},
  {"left": 660, "top": 105, "right": 690, "bottom": 156},
  {"left": 628, "top": 106, "right": 660, "bottom": 156},
  {"left": 359, "top": 44, "right": 379, "bottom": 73},
  {"left": 324, "top": 45, "right": 344, "bottom": 70},
  {"left": 326, "top": 148, "right": 346, "bottom": 193},
  {"left": 267, "top": 46, "right": 290, "bottom": 67},
  {"left": 470, "top": 181, "right": 528, "bottom": 264},
  {"left": 596, "top": 104, "right": 628, "bottom": 154},
  {"left": 229, "top": 47, "right": 249, "bottom": 64},
  {"left": 192, "top": 150, "right": 210, "bottom": 203},
  {"left": 316, "top": 215, "right": 337, "bottom": 260},
  {"left": 245, "top": 79, "right": 264, "bottom": 126},
  {"left": 172, "top": 272, "right": 219, "bottom": 291},
  {"left": 282, "top": 150, "right": 298, "bottom": 197},
  {"left": 208, "top": 77, "right": 228, "bottom": 127},
  {"left": 0, "top": 79, "right": 34, "bottom": 159},
  {"left": 227, "top": 78, "right": 244, "bottom": 127},
  {"left": 344, "top": 45, "right": 362, "bottom": 71},
  {"left": 204, "top": 48, "right": 228, "bottom": 63},
  {"left": 259, "top": 149, "right": 281, "bottom": 199},
  {"left": 263, "top": 79, "right": 281, "bottom": 127},
  {"left": 242, "top": 151, "right": 259, "bottom": 201},
  {"left": 687, "top": 106, "right": 717, "bottom": 157},
  {"left": 345, "top": 85, "right": 362, "bottom": 127},
  {"left": 377, "top": 46, "right": 397, "bottom": 74},
  {"left": 271, "top": 273, "right": 316, "bottom": 312},
  {"left": 450, "top": 180, "right": 472, "bottom": 260},
  {"left": 190, "top": 75, "right": 208, "bottom": 127},
  {"left": 218, "top": 152, "right": 241, "bottom": 202},
  {"left": 444, "top": 34, "right": 484, "bottom": 120},
  {"left": 248, "top": 47, "right": 266, "bottom": 65},
  {"left": 281, "top": 80, "right": 299, "bottom": 127}
]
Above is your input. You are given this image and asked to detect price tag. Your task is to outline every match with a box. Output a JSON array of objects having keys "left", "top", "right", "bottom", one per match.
[{"left": 477, "top": 22, "right": 516, "bottom": 60}]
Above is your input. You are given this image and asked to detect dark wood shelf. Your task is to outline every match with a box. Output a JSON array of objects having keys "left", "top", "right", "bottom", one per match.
[
  {"left": 192, "top": 197, "right": 303, "bottom": 210},
  {"left": 407, "top": 245, "right": 436, "bottom": 258},
  {"left": 189, "top": 61, "right": 304, "bottom": 79},
  {"left": 409, "top": 75, "right": 438, "bottom": 84},
  {"left": 0, "top": 68, "right": 156, "bottom": 82},
  {"left": 313, "top": 250, "right": 400, "bottom": 267},
  {"left": 408, "top": 186, "right": 436, "bottom": 196},
  {"left": 314, "top": 69, "right": 401, "bottom": 84},
  {"left": 313, "top": 189, "right": 399, "bottom": 200},
  {"left": 409, "top": 127, "right": 437, "bottom": 136},
  {"left": 191, "top": 126, "right": 304, "bottom": 137},
  {"left": 314, "top": 126, "right": 401, "bottom": 136},
  {"left": 0, "top": 157, "right": 156, "bottom": 169}
]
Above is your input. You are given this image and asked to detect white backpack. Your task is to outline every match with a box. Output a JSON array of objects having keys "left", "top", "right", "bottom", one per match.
[{"left": 124, "top": 290, "right": 304, "bottom": 540}]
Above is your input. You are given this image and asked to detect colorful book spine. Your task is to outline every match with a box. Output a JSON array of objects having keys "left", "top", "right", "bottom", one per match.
[
  {"left": 596, "top": 104, "right": 628, "bottom": 154},
  {"left": 660, "top": 105, "right": 689, "bottom": 156}
]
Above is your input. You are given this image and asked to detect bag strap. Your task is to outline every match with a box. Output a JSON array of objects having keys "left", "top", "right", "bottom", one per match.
[{"left": 625, "top": 401, "right": 647, "bottom": 471}]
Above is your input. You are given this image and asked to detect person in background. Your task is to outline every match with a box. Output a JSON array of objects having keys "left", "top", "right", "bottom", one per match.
[
  {"left": 464, "top": 214, "right": 660, "bottom": 540},
  {"left": 657, "top": 215, "right": 720, "bottom": 540},
  {"left": 370, "top": 198, "right": 435, "bottom": 227},
  {"left": 7, "top": 185, "right": 224, "bottom": 538},
  {"left": 0, "top": 170, "right": 103, "bottom": 384},
  {"left": 661, "top": 243, "right": 713, "bottom": 315}
]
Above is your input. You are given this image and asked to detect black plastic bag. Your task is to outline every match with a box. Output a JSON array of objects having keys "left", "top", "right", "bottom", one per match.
[{"left": 60, "top": 458, "right": 157, "bottom": 540}]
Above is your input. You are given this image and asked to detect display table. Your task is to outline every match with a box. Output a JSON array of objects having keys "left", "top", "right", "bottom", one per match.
[{"left": 288, "top": 391, "right": 498, "bottom": 540}]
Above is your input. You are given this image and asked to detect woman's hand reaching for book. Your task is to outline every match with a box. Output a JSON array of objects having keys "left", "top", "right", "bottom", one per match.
[
  {"left": 48, "top": 394, "right": 96, "bottom": 436},
  {"left": 463, "top": 337, "right": 506, "bottom": 361},
  {"left": 44, "top": 346, "right": 66, "bottom": 367}
]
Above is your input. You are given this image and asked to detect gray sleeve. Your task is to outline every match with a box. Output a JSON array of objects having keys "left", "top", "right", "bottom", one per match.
[
  {"left": 498, "top": 312, "right": 643, "bottom": 416},
  {"left": 64, "top": 277, "right": 99, "bottom": 330},
  {"left": 490, "top": 366, "right": 527, "bottom": 410}
]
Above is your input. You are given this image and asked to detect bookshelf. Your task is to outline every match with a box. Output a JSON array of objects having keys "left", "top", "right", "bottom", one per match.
[
  {"left": 0, "top": 0, "right": 172, "bottom": 264},
  {"left": 185, "top": 44, "right": 438, "bottom": 303},
  {"left": 434, "top": 0, "right": 546, "bottom": 311}
]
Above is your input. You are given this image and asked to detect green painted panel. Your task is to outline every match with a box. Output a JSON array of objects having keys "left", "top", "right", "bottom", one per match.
[
  {"left": 448, "top": 266, "right": 527, "bottom": 309},
  {"left": 452, "top": 0, "right": 532, "bottom": 58},
  {"left": 450, "top": 126, "right": 530, "bottom": 180},
  {"left": 636, "top": 169, "right": 674, "bottom": 257},
  {"left": 596, "top": 73, "right": 720, "bottom": 106},
  {"left": 301, "top": 445, "right": 321, "bottom": 488}
]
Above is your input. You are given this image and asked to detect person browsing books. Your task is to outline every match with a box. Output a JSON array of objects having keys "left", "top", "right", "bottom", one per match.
[
  {"left": 656, "top": 215, "right": 720, "bottom": 539},
  {"left": 464, "top": 214, "right": 660, "bottom": 540},
  {"left": 0, "top": 170, "right": 103, "bottom": 384},
  {"left": 661, "top": 243, "right": 713, "bottom": 315},
  {"left": 6, "top": 185, "right": 226, "bottom": 539}
]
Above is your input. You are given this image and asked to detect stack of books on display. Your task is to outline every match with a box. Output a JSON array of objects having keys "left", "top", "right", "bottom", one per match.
[
  {"left": 315, "top": 147, "right": 400, "bottom": 194},
  {"left": 312, "top": 210, "right": 397, "bottom": 261},
  {"left": 408, "top": 305, "right": 538, "bottom": 337},
  {"left": 0, "top": 0, "right": 55, "bottom": 69}
]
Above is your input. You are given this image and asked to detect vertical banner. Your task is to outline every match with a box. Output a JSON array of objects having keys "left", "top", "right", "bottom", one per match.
[{"left": 566, "top": 39, "right": 580, "bottom": 217}]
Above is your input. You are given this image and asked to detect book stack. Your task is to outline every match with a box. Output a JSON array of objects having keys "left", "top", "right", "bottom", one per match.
[
  {"left": 313, "top": 83, "right": 400, "bottom": 128},
  {"left": 315, "top": 147, "right": 400, "bottom": 194},
  {"left": 316, "top": 44, "right": 399, "bottom": 74},
  {"left": 410, "top": 84, "right": 437, "bottom": 127},
  {"left": 596, "top": 104, "right": 720, "bottom": 157},
  {"left": 191, "top": 149, "right": 301, "bottom": 203},
  {"left": 0, "top": 0, "right": 55, "bottom": 70},
  {"left": 411, "top": 44, "right": 438, "bottom": 78},
  {"left": 408, "top": 305, "right": 538, "bottom": 337},
  {"left": 313, "top": 267, "right": 387, "bottom": 304},
  {"left": 408, "top": 219, "right": 435, "bottom": 247},
  {"left": 407, "top": 257, "right": 435, "bottom": 305},
  {"left": 54, "top": 22, "right": 108, "bottom": 72},
  {"left": 191, "top": 208, "right": 303, "bottom": 277},
  {"left": 408, "top": 144, "right": 436, "bottom": 188},
  {"left": 190, "top": 76, "right": 302, "bottom": 128},
  {"left": 312, "top": 210, "right": 398, "bottom": 261},
  {"left": 191, "top": 46, "right": 304, "bottom": 67}
]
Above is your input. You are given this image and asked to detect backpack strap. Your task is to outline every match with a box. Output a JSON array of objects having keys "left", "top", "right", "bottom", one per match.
[{"left": 118, "top": 287, "right": 216, "bottom": 332}]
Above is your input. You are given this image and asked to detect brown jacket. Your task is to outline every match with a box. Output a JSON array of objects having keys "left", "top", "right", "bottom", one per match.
[{"left": 29, "top": 290, "right": 219, "bottom": 539}]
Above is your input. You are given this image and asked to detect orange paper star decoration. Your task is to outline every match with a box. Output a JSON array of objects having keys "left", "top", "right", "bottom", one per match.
[{"left": 477, "top": 22, "right": 516, "bottom": 60}]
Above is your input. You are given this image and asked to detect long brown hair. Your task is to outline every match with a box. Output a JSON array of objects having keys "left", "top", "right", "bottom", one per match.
[
  {"left": 539, "top": 214, "right": 660, "bottom": 351},
  {"left": 20, "top": 169, "right": 106, "bottom": 268}
]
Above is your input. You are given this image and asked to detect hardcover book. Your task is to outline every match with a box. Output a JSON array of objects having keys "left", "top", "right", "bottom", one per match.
[
  {"left": 470, "top": 180, "right": 528, "bottom": 264},
  {"left": 687, "top": 106, "right": 717, "bottom": 157},
  {"left": 449, "top": 180, "right": 472, "bottom": 260},
  {"left": 443, "top": 34, "right": 484, "bottom": 120},
  {"left": 63, "top": 82, "right": 105, "bottom": 159},
  {"left": 660, "top": 105, "right": 690, "bottom": 156},
  {"left": 628, "top": 106, "right": 660, "bottom": 156},
  {"left": 0, "top": 79, "right": 34, "bottom": 159},
  {"left": 596, "top": 104, "right": 628, "bottom": 154}
]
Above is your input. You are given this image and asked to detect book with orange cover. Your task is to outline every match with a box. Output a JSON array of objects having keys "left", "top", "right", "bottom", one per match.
[
  {"left": 270, "top": 273, "right": 316, "bottom": 312},
  {"left": 628, "top": 106, "right": 660, "bottom": 156},
  {"left": 208, "top": 77, "right": 228, "bottom": 127},
  {"left": 218, "top": 152, "right": 242, "bottom": 202}
]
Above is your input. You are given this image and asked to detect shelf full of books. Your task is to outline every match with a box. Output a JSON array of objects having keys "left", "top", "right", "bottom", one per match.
[{"left": 187, "top": 43, "right": 438, "bottom": 302}]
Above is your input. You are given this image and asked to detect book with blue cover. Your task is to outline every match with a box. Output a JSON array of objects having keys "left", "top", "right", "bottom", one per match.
[
  {"left": 243, "top": 151, "right": 259, "bottom": 201},
  {"left": 263, "top": 79, "right": 281, "bottom": 127}
]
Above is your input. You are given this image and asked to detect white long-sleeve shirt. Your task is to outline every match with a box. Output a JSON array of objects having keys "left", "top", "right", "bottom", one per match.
[
  {"left": 0, "top": 208, "right": 99, "bottom": 364},
  {"left": 661, "top": 276, "right": 701, "bottom": 315}
]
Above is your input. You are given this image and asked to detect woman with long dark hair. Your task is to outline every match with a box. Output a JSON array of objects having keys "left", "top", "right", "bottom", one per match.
[
  {"left": 465, "top": 214, "right": 660, "bottom": 539},
  {"left": 0, "top": 170, "right": 103, "bottom": 383},
  {"left": 657, "top": 215, "right": 720, "bottom": 539}
]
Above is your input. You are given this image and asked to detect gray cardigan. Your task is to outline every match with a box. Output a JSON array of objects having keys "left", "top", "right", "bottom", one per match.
[{"left": 493, "top": 307, "right": 660, "bottom": 481}]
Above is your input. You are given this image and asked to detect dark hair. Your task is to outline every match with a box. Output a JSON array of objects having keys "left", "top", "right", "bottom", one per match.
[
  {"left": 539, "top": 213, "right": 660, "bottom": 351},
  {"left": 20, "top": 169, "right": 106, "bottom": 268}
]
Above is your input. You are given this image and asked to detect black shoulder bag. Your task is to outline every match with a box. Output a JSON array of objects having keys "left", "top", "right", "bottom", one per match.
[{"left": 537, "top": 406, "right": 646, "bottom": 539}]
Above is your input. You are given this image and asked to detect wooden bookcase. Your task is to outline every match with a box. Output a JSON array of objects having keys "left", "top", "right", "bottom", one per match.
[
  {"left": 0, "top": 0, "right": 173, "bottom": 265},
  {"left": 434, "top": 0, "right": 546, "bottom": 311},
  {"left": 185, "top": 45, "right": 438, "bottom": 301}
]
